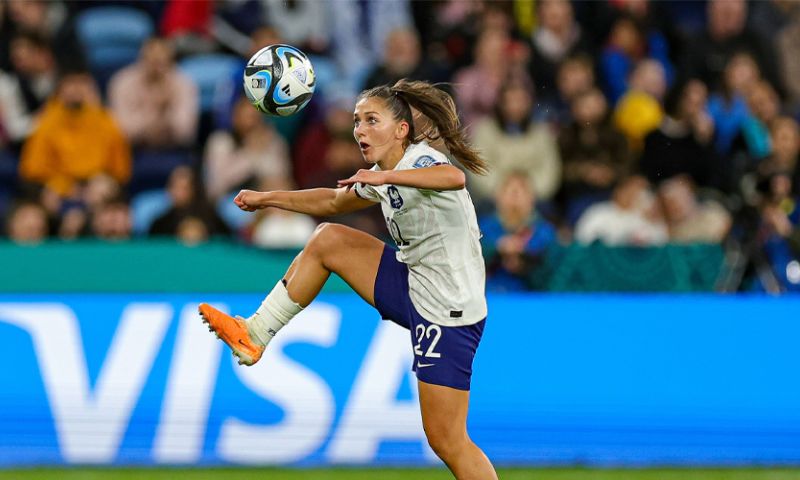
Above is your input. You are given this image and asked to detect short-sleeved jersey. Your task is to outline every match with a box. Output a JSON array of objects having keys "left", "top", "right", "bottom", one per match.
[{"left": 354, "top": 142, "right": 487, "bottom": 326}]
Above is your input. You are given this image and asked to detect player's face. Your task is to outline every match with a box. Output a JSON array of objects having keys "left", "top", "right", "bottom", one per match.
[{"left": 353, "top": 97, "right": 407, "bottom": 164}]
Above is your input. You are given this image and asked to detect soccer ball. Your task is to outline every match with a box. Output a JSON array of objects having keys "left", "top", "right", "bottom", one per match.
[{"left": 243, "top": 44, "right": 316, "bottom": 116}]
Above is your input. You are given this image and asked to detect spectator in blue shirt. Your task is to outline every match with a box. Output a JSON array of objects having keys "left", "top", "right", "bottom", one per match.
[{"left": 479, "top": 170, "right": 557, "bottom": 292}]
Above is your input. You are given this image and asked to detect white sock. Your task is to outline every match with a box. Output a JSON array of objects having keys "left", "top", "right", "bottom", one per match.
[{"left": 246, "top": 280, "right": 304, "bottom": 347}]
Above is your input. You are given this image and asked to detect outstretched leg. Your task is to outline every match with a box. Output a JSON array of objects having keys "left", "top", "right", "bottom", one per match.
[
  {"left": 418, "top": 380, "right": 498, "bottom": 480},
  {"left": 200, "top": 223, "right": 385, "bottom": 365}
]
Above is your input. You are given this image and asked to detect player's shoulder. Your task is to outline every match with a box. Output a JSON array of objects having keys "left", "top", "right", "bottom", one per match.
[{"left": 401, "top": 142, "right": 451, "bottom": 170}]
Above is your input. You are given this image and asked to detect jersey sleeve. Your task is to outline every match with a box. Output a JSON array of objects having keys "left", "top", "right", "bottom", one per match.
[
  {"left": 407, "top": 148, "right": 454, "bottom": 195},
  {"left": 353, "top": 165, "right": 382, "bottom": 202},
  {"left": 411, "top": 153, "right": 451, "bottom": 169}
]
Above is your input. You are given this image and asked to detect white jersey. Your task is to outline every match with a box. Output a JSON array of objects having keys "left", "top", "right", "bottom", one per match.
[{"left": 354, "top": 142, "right": 487, "bottom": 326}]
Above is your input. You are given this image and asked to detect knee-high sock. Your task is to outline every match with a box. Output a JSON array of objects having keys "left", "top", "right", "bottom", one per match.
[{"left": 247, "top": 280, "right": 303, "bottom": 347}]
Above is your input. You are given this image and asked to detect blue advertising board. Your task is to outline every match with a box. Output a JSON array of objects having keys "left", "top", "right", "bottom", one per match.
[{"left": 1, "top": 294, "right": 800, "bottom": 467}]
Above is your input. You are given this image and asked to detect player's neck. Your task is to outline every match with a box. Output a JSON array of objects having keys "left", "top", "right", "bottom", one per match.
[{"left": 377, "top": 144, "right": 406, "bottom": 171}]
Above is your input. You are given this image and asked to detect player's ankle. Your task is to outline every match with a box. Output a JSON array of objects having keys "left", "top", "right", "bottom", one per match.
[{"left": 246, "top": 280, "right": 304, "bottom": 347}]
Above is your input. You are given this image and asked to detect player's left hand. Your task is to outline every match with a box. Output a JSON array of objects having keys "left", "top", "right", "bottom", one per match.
[{"left": 337, "top": 169, "right": 387, "bottom": 190}]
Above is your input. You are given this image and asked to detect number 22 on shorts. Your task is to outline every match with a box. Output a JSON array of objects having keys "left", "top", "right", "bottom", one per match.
[{"left": 414, "top": 324, "right": 442, "bottom": 358}]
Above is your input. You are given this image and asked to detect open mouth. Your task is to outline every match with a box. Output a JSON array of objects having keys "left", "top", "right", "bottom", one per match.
[{"left": 359, "top": 142, "right": 370, "bottom": 152}]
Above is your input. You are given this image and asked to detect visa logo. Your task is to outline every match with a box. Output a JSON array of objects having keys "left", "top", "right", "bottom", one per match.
[{"left": 0, "top": 302, "right": 437, "bottom": 465}]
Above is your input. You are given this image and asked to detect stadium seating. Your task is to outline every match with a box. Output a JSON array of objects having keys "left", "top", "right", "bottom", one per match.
[
  {"left": 216, "top": 192, "right": 251, "bottom": 232},
  {"left": 178, "top": 54, "right": 242, "bottom": 113},
  {"left": 129, "top": 149, "right": 195, "bottom": 196},
  {"left": 179, "top": 54, "right": 242, "bottom": 145},
  {"left": 130, "top": 189, "right": 171, "bottom": 236},
  {"left": 75, "top": 6, "right": 154, "bottom": 93}
]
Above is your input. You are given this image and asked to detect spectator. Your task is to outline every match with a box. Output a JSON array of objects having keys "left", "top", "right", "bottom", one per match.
[
  {"left": 362, "top": 27, "right": 448, "bottom": 90},
  {"left": 453, "top": 27, "right": 512, "bottom": 129},
  {"left": 57, "top": 205, "right": 88, "bottom": 240},
  {"left": 574, "top": 175, "right": 668, "bottom": 246},
  {"left": 658, "top": 175, "right": 731, "bottom": 243},
  {"left": 90, "top": 196, "right": 132, "bottom": 241},
  {"left": 479, "top": 171, "right": 557, "bottom": 292},
  {"left": 0, "top": 30, "right": 57, "bottom": 148},
  {"left": 204, "top": 96, "right": 291, "bottom": 202},
  {"left": 57, "top": 174, "right": 122, "bottom": 241},
  {"left": 0, "top": 0, "right": 9, "bottom": 71},
  {"left": 5, "top": 0, "right": 85, "bottom": 71},
  {"left": 108, "top": 37, "right": 199, "bottom": 149},
  {"left": 175, "top": 215, "right": 213, "bottom": 246},
  {"left": 748, "top": 0, "right": 795, "bottom": 40},
  {"left": 327, "top": 0, "right": 413, "bottom": 96},
  {"left": 149, "top": 166, "right": 229, "bottom": 238},
  {"left": 19, "top": 70, "right": 131, "bottom": 198},
  {"left": 292, "top": 96, "right": 355, "bottom": 189},
  {"left": 558, "top": 87, "right": 631, "bottom": 225},
  {"left": 246, "top": 178, "right": 317, "bottom": 249},
  {"left": 706, "top": 51, "right": 760, "bottom": 156},
  {"left": 680, "top": 0, "right": 783, "bottom": 96},
  {"left": 420, "top": 0, "right": 484, "bottom": 74},
  {"left": 528, "top": 0, "right": 592, "bottom": 98},
  {"left": 599, "top": 6, "right": 675, "bottom": 105},
  {"left": 600, "top": 13, "right": 648, "bottom": 104},
  {"left": 777, "top": 4, "right": 800, "bottom": 113},
  {"left": 259, "top": 0, "right": 329, "bottom": 54},
  {"left": 757, "top": 172, "right": 800, "bottom": 292},
  {"left": 733, "top": 80, "right": 781, "bottom": 163},
  {"left": 757, "top": 117, "right": 800, "bottom": 191},
  {"left": 469, "top": 76, "right": 561, "bottom": 205},
  {"left": 602, "top": 0, "right": 676, "bottom": 72},
  {"left": 541, "top": 53, "right": 596, "bottom": 126},
  {"left": 640, "top": 79, "right": 716, "bottom": 188},
  {"left": 612, "top": 59, "right": 666, "bottom": 152},
  {"left": 5, "top": 200, "right": 48, "bottom": 244},
  {"left": 160, "top": 0, "right": 216, "bottom": 56}
]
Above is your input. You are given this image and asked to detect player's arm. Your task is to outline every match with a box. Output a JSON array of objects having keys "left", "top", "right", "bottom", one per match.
[
  {"left": 234, "top": 187, "right": 375, "bottom": 216},
  {"left": 338, "top": 165, "right": 466, "bottom": 191}
]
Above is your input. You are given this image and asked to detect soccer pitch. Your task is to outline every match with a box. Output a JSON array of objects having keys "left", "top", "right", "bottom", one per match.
[{"left": 2, "top": 468, "right": 799, "bottom": 480}]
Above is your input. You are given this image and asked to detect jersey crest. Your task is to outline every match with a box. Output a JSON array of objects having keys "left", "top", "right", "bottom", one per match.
[
  {"left": 387, "top": 185, "right": 404, "bottom": 209},
  {"left": 413, "top": 155, "right": 440, "bottom": 169}
]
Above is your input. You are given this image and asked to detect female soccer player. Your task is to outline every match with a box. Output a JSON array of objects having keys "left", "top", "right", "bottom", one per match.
[{"left": 199, "top": 79, "right": 497, "bottom": 479}]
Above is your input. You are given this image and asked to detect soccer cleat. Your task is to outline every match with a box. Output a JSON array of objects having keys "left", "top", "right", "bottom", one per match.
[{"left": 198, "top": 303, "right": 264, "bottom": 366}]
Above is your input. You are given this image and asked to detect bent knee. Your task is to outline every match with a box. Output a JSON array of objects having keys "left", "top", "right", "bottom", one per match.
[{"left": 306, "top": 223, "right": 352, "bottom": 258}]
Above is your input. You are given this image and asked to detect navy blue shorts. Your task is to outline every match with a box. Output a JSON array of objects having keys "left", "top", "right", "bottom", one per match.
[{"left": 373, "top": 245, "right": 485, "bottom": 391}]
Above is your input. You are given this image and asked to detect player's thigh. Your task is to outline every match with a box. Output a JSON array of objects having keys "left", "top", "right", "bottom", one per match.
[
  {"left": 418, "top": 380, "right": 470, "bottom": 445},
  {"left": 312, "top": 222, "right": 385, "bottom": 307}
]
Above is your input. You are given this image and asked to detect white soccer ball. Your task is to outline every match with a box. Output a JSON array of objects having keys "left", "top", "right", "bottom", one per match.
[{"left": 243, "top": 44, "right": 316, "bottom": 116}]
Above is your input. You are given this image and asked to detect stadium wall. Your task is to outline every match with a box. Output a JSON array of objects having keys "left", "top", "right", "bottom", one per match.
[{"left": 1, "top": 293, "right": 799, "bottom": 467}]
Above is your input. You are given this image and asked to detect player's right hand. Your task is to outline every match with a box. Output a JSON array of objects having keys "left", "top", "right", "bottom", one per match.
[{"left": 234, "top": 190, "right": 265, "bottom": 212}]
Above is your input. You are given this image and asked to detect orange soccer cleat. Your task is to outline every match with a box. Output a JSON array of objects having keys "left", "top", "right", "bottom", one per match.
[{"left": 198, "top": 303, "right": 264, "bottom": 366}]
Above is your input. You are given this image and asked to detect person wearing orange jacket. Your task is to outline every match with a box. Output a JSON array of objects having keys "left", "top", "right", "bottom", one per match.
[{"left": 19, "top": 70, "right": 131, "bottom": 198}]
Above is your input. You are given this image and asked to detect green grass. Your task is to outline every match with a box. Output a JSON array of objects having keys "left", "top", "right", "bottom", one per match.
[{"left": 1, "top": 468, "right": 799, "bottom": 480}]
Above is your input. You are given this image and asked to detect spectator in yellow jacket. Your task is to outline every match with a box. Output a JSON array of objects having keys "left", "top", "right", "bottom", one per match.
[
  {"left": 19, "top": 71, "right": 131, "bottom": 198},
  {"left": 613, "top": 59, "right": 666, "bottom": 152}
]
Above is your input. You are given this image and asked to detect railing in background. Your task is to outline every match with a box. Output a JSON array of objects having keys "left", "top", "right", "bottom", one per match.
[{"left": 0, "top": 240, "right": 726, "bottom": 293}]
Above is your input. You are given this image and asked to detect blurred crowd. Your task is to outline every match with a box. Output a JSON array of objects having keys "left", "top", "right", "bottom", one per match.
[{"left": 1, "top": 0, "right": 799, "bottom": 292}]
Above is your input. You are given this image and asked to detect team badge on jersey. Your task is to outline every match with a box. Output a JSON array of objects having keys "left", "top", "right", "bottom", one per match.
[
  {"left": 413, "top": 155, "right": 441, "bottom": 169},
  {"left": 387, "top": 186, "right": 404, "bottom": 209}
]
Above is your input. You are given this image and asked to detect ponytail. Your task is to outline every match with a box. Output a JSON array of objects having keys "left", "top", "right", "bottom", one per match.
[{"left": 358, "top": 79, "right": 489, "bottom": 175}]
